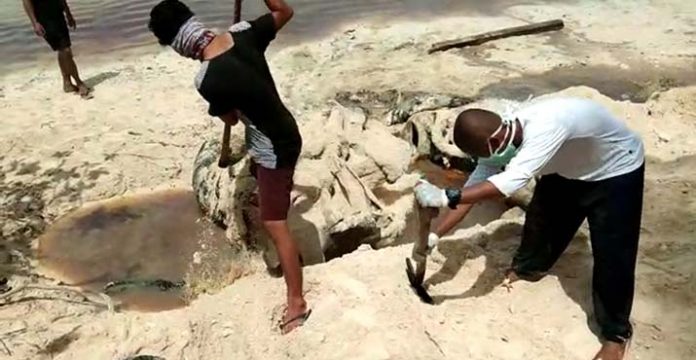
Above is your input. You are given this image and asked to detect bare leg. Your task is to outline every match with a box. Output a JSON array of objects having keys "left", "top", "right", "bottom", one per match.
[
  {"left": 57, "top": 49, "right": 77, "bottom": 93},
  {"left": 263, "top": 220, "right": 307, "bottom": 334},
  {"left": 593, "top": 341, "right": 627, "bottom": 360},
  {"left": 63, "top": 48, "right": 91, "bottom": 97}
]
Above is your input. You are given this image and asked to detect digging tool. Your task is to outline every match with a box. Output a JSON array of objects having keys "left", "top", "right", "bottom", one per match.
[
  {"left": 405, "top": 206, "right": 438, "bottom": 304},
  {"left": 218, "top": 0, "right": 243, "bottom": 169}
]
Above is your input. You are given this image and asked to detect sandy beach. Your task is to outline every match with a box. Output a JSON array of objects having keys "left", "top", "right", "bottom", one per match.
[{"left": 1, "top": 0, "right": 695, "bottom": 359}]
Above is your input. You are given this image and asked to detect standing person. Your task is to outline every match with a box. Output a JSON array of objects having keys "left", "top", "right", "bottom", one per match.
[
  {"left": 22, "top": 0, "right": 91, "bottom": 98},
  {"left": 414, "top": 97, "right": 644, "bottom": 360},
  {"left": 148, "top": 0, "right": 310, "bottom": 334}
]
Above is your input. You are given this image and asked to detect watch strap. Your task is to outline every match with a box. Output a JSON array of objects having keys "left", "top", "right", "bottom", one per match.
[{"left": 445, "top": 188, "right": 462, "bottom": 209}]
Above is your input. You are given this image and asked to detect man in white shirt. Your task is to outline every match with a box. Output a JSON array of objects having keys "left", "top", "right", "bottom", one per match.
[{"left": 415, "top": 97, "right": 644, "bottom": 360}]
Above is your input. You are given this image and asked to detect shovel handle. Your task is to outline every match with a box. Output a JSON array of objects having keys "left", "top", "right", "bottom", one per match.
[
  {"left": 410, "top": 206, "right": 438, "bottom": 281},
  {"left": 217, "top": 0, "right": 243, "bottom": 169}
]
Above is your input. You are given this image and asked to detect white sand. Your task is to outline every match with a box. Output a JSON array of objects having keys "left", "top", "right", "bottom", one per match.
[{"left": 1, "top": 0, "right": 695, "bottom": 359}]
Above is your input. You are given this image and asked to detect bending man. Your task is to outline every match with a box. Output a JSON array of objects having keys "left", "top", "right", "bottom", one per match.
[
  {"left": 415, "top": 97, "right": 644, "bottom": 360},
  {"left": 148, "top": 0, "right": 309, "bottom": 334}
]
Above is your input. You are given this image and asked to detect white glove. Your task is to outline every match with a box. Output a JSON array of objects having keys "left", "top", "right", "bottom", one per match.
[
  {"left": 415, "top": 179, "right": 448, "bottom": 208},
  {"left": 426, "top": 232, "right": 440, "bottom": 253}
]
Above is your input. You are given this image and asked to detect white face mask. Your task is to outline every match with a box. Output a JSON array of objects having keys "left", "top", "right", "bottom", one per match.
[{"left": 479, "top": 119, "right": 519, "bottom": 168}]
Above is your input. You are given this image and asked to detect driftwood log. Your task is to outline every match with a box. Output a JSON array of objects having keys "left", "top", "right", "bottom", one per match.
[{"left": 428, "top": 19, "right": 564, "bottom": 54}]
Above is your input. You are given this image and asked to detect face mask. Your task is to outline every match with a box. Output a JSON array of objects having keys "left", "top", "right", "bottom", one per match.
[{"left": 479, "top": 120, "right": 519, "bottom": 168}]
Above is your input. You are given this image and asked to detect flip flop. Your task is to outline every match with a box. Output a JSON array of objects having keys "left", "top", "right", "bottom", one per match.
[{"left": 279, "top": 309, "right": 312, "bottom": 334}]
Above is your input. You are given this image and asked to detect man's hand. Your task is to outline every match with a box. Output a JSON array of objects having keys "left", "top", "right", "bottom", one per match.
[
  {"left": 33, "top": 22, "right": 45, "bottom": 37},
  {"left": 66, "top": 14, "right": 76, "bottom": 30},
  {"left": 219, "top": 111, "right": 240, "bottom": 126},
  {"left": 414, "top": 180, "right": 448, "bottom": 208},
  {"left": 264, "top": 0, "right": 294, "bottom": 31}
]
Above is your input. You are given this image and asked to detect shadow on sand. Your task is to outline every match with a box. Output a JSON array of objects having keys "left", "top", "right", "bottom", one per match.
[
  {"left": 84, "top": 71, "right": 120, "bottom": 89},
  {"left": 424, "top": 219, "right": 602, "bottom": 340}
]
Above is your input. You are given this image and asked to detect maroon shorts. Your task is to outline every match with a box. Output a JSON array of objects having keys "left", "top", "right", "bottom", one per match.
[{"left": 249, "top": 161, "right": 295, "bottom": 221}]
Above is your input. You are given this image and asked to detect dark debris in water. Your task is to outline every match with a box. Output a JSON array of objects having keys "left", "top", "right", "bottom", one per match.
[
  {"left": 72, "top": 206, "right": 143, "bottom": 235},
  {"left": 104, "top": 279, "right": 186, "bottom": 294}
]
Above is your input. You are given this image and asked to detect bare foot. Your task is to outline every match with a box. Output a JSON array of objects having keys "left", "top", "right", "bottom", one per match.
[
  {"left": 593, "top": 341, "right": 627, "bottom": 360},
  {"left": 77, "top": 83, "right": 93, "bottom": 99},
  {"left": 501, "top": 269, "right": 519, "bottom": 292},
  {"left": 280, "top": 299, "right": 310, "bottom": 335},
  {"left": 63, "top": 83, "right": 78, "bottom": 93}
]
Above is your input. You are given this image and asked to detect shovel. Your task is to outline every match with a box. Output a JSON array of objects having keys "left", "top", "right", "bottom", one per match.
[
  {"left": 405, "top": 206, "right": 438, "bottom": 304},
  {"left": 218, "top": 0, "right": 243, "bottom": 169}
]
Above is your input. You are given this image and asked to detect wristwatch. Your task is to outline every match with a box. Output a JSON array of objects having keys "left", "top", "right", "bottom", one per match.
[{"left": 444, "top": 188, "right": 462, "bottom": 209}]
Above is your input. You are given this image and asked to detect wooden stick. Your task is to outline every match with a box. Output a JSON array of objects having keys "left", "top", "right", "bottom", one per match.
[
  {"left": 411, "top": 207, "right": 438, "bottom": 277},
  {"left": 0, "top": 338, "right": 11, "bottom": 357},
  {"left": 218, "top": 0, "right": 243, "bottom": 169},
  {"left": 0, "top": 284, "right": 113, "bottom": 310},
  {"left": 343, "top": 163, "right": 388, "bottom": 212},
  {"left": 428, "top": 19, "right": 564, "bottom": 54}
]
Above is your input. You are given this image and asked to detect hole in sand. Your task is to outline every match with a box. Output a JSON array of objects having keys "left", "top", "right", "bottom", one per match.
[{"left": 37, "top": 189, "right": 236, "bottom": 312}]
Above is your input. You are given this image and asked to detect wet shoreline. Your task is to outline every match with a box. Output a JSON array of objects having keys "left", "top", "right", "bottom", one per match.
[{"left": 0, "top": 0, "right": 553, "bottom": 75}]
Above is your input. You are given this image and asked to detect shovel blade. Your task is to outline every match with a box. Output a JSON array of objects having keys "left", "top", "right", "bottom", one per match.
[{"left": 405, "top": 258, "right": 434, "bottom": 304}]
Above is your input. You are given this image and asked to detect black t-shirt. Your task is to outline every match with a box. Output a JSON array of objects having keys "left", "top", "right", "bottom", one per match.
[
  {"left": 31, "top": 0, "right": 65, "bottom": 24},
  {"left": 195, "top": 14, "right": 302, "bottom": 169}
]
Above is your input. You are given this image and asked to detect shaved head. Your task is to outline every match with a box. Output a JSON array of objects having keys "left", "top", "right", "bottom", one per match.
[{"left": 453, "top": 108, "right": 503, "bottom": 157}]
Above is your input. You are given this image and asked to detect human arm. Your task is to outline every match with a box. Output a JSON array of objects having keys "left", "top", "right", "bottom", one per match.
[
  {"left": 417, "top": 123, "right": 569, "bottom": 209},
  {"left": 433, "top": 203, "right": 474, "bottom": 237},
  {"left": 262, "top": 0, "right": 294, "bottom": 31},
  {"left": 22, "top": 0, "right": 44, "bottom": 36},
  {"left": 247, "top": 1, "right": 293, "bottom": 50},
  {"left": 414, "top": 178, "right": 504, "bottom": 250},
  {"left": 59, "top": 0, "right": 76, "bottom": 29},
  {"left": 431, "top": 163, "right": 501, "bottom": 236}
]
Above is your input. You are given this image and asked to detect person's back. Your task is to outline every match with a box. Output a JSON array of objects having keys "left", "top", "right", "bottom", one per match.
[
  {"left": 193, "top": 15, "right": 301, "bottom": 169},
  {"left": 513, "top": 97, "right": 643, "bottom": 180},
  {"left": 484, "top": 97, "right": 645, "bottom": 196},
  {"left": 148, "top": 0, "right": 309, "bottom": 335}
]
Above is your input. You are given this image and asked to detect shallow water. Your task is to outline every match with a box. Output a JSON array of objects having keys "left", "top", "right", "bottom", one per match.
[
  {"left": 37, "top": 189, "right": 230, "bottom": 312},
  {"left": 0, "top": 0, "right": 566, "bottom": 74}
]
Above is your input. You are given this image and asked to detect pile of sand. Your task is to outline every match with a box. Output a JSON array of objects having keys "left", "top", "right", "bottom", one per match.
[{"left": 1, "top": 0, "right": 695, "bottom": 359}]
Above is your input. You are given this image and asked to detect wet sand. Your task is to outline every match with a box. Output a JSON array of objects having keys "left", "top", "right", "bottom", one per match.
[
  {"left": 0, "top": 0, "right": 545, "bottom": 74},
  {"left": 1, "top": 0, "right": 695, "bottom": 358}
]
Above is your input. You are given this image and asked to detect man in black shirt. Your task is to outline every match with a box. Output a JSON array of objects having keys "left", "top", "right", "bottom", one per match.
[
  {"left": 149, "top": 0, "right": 308, "bottom": 334},
  {"left": 22, "top": 0, "right": 91, "bottom": 98}
]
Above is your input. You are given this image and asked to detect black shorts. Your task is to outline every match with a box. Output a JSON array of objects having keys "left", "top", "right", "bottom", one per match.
[{"left": 40, "top": 17, "right": 71, "bottom": 51}]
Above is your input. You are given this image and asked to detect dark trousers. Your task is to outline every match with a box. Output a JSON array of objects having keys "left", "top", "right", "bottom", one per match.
[{"left": 511, "top": 164, "right": 644, "bottom": 343}]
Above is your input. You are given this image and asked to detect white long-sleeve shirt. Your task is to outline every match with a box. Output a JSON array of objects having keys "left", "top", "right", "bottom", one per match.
[{"left": 465, "top": 97, "right": 645, "bottom": 196}]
